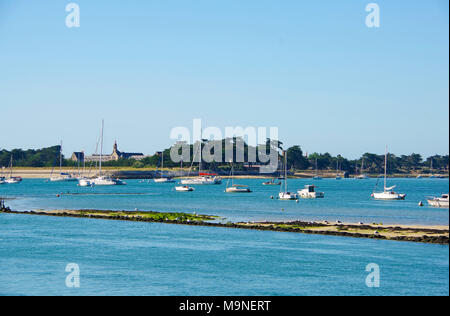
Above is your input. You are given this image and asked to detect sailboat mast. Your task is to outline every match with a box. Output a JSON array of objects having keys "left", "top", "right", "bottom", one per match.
[
  {"left": 284, "top": 151, "right": 288, "bottom": 193},
  {"left": 9, "top": 155, "right": 13, "bottom": 178},
  {"left": 231, "top": 162, "right": 234, "bottom": 186},
  {"left": 315, "top": 158, "right": 318, "bottom": 176},
  {"left": 198, "top": 142, "right": 202, "bottom": 175},
  {"left": 384, "top": 146, "right": 388, "bottom": 190},
  {"left": 99, "top": 120, "right": 104, "bottom": 177},
  {"left": 59, "top": 141, "right": 63, "bottom": 175}
]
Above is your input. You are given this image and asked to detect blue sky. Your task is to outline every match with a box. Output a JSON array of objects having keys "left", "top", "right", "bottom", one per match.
[{"left": 0, "top": 0, "right": 448, "bottom": 159}]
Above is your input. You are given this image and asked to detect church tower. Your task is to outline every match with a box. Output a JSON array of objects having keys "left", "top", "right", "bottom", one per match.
[{"left": 112, "top": 141, "right": 120, "bottom": 160}]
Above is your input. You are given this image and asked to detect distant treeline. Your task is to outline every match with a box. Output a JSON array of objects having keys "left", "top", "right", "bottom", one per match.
[
  {"left": 1, "top": 139, "right": 449, "bottom": 174},
  {"left": 0, "top": 146, "right": 61, "bottom": 168}
]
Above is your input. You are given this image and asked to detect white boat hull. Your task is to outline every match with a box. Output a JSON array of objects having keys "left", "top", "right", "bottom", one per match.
[
  {"left": 427, "top": 199, "right": 449, "bottom": 208},
  {"left": 154, "top": 178, "right": 176, "bottom": 183},
  {"left": 180, "top": 177, "right": 222, "bottom": 185},
  {"left": 175, "top": 186, "right": 194, "bottom": 192},
  {"left": 50, "top": 177, "right": 78, "bottom": 182},
  {"left": 226, "top": 187, "right": 251, "bottom": 193},
  {"left": 278, "top": 192, "right": 298, "bottom": 200},
  {"left": 4, "top": 178, "right": 22, "bottom": 184},
  {"left": 372, "top": 191, "right": 406, "bottom": 200},
  {"left": 427, "top": 195, "right": 449, "bottom": 208},
  {"left": 91, "top": 177, "right": 126, "bottom": 186},
  {"left": 298, "top": 191, "right": 325, "bottom": 199},
  {"left": 78, "top": 179, "right": 93, "bottom": 187}
]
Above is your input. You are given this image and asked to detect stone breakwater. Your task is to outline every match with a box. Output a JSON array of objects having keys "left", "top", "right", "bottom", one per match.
[{"left": 1, "top": 209, "right": 448, "bottom": 245}]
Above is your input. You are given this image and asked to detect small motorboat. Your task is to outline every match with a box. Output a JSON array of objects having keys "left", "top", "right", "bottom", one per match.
[
  {"left": 427, "top": 194, "right": 449, "bottom": 208},
  {"left": 226, "top": 185, "right": 252, "bottom": 193},
  {"left": 175, "top": 185, "right": 194, "bottom": 192},
  {"left": 298, "top": 185, "right": 324, "bottom": 199}
]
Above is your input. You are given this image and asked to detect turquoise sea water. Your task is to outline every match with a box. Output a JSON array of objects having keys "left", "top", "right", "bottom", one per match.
[
  {"left": 0, "top": 178, "right": 449, "bottom": 296},
  {"left": 2, "top": 178, "right": 449, "bottom": 225}
]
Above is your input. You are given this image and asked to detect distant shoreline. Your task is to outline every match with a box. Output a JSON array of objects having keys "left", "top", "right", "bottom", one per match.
[
  {"left": 1, "top": 208, "right": 448, "bottom": 245},
  {"left": 4, "top": 167, "right": 449, "bottom": 179}
]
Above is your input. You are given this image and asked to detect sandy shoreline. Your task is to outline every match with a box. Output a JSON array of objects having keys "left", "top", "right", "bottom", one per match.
[{"left": 6, "top": 168, "right": 449, "bottom": 179}]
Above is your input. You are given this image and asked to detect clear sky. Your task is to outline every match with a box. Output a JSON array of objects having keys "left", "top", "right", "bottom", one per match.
[{"left": 0, "top": 0, "right": 448, "bottom": 159}]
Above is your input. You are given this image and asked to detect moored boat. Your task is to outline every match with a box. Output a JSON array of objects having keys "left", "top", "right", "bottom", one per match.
[
  {"left": 86, "top": 120, "right": 126, "bottom": 186},
  {"left": 427, "top": 194, "right": 449, "bottom": 208},
  {"left": 226, "top": 185, "right": 252, "bottom": 193},
  {"left": 298, "top": 185, "right": 324, "bottom": 199},
  {"left": 180, "top": 176, "right": 222, "bottom": 185},
  {"left": 312, "top": 158, "right": 322, "bottom": 180},
  {"left": 175, "top": 185, "right": 194, "bottom": 192},
  {"left": 372, "top": 146, "right": 406, "bottom": 201},
  {"left": 50, "top": 173, "right": 78, "bottom": 182},
  {"left": 180, "top": 144, "right": 222, "bottom": 185},
  {"left": 225, "top": 163, "right": 251, "bottom": 193},
  {"left": 4, "top": 177, "right": 22, "bottom": 184},
  {"left": 78, "top": 178, "right": 94, "bottom": 187},
  {"left": 278, "top": 151, "right": 298, "bottom": 200},
  {"left": 263, "top": 178, "right": 282, "bottom": 185},
  {"left": 49, "top": 141, "right": 77, "bottom": 182},
  {"left": 154, "top": 151, "right": 175, "bottom": 183},
  {"left": 4, "top": 156, "right": 22, "bottom": 184}
]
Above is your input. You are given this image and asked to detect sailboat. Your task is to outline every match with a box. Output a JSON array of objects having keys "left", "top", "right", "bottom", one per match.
[
  {"left": 312, "top": 158, "right": 322, "bottom": 180},
  {"left": 277, "top": 156, "right": 286, "bottom": 180},
  {"left": 278, "top": 151, "right": 298, "bottom": 200},
  {"left": 50, "top": 141, "right": 77, "bottom": 182},
  {"left": 226, "top": 163, "right": 251, "bottom": 193},
  {"left": 371, "top": 147, "right": 406, "bottom": 200},
  {"left": 154, "top": 151, "right": 175, "bottom": 183},
  {"left": 180, "top": 144, "right": 222, "bottom": 185},
  {"left": 335, "top": 160, "right": 342, "bottom": 180},
  {"left": 86, "top": 120, "right": 126, "bottom": 186},
  {"left": 76, "top": 151, "right": 92, "bottom": 186},
  {"left": 429, "top": 158, "right": 437, "bottom": 178},
  {"left": 355, "top": 158, "right": 369, "bottom": 179},
  {"left": 4, "top": 156, "right": 22, "bottom": 184}
]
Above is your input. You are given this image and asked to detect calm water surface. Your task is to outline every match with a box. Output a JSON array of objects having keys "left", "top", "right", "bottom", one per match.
[
  {"left": 0, "top": 178, "right": 448, "bottom": 296},
  {"left": 2, "top": 178, "right": 449, "bottom": 225}
]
